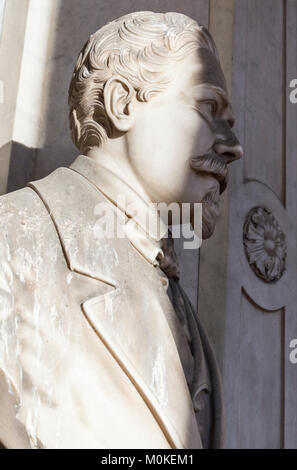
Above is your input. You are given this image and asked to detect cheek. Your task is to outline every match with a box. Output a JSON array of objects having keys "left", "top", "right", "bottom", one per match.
[
  {"left": 132, "top": 102, "right": 214, "bottom": 164},
  {"left": 130, "top": 106, "right": 186, "bottom": 174},
  {"left": 149, "top": 106, "right": 210, "bottom": 160},
  {"left": 156, "top": 106, "right": 215, "bottom": 160},
  {"left": 128, "top": 104, "right": 216, "bottom": 201},
  {"left": 179, "top": 112, "right": 215, "bottom": 156}
]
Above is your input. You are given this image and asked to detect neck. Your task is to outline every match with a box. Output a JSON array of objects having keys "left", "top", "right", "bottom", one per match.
[{"left": 86, "top": 145, "right": 152, "bottom": 205}]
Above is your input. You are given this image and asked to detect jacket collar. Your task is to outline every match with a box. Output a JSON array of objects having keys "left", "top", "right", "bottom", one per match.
[{"left": 70, "top": 155, "right": 168, "bottom": 266}]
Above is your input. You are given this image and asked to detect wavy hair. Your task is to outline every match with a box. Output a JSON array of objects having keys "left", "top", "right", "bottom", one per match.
[{"left": 68, "top": 11, "right": 219, "bottom": 153}]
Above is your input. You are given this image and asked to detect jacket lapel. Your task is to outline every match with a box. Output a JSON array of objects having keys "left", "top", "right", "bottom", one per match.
[
  {"left": 29, "top": 166, "right": 201, "bottom": 449},
  {"left": 82, "top": 280, "right": 201, "bottom": 449}
]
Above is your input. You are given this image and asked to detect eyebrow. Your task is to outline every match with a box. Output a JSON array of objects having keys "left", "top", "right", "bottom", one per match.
[
  {"left": 192, "top": 83, "right": 228, "bottom": 103},
  {"left": 205, "top": 86, "right": 235, "bottom": 127},
  {"left": 188, "top": 82, "right": 235, "bottom": 125},
  {"left": 208, "top": 85, "right": 235, "bottom": 121},
  {"left": 208, "top": 85, "right": 231, "bottom": 108}
]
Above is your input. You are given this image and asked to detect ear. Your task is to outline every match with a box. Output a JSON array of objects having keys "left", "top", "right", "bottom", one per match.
[{"left": 104, "top": 76, "right": 136, "bottom": 132}]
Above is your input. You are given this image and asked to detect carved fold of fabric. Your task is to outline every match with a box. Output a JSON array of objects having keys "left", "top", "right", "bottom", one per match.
[
  {"left": 172, "top": 280, "right": 211, "bottom": 407},
  {"left": 158, "top": 232, "right": 225, "bottom": 449}
]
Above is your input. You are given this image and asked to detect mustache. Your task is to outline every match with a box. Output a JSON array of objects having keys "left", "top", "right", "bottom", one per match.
[{"left": 189, "top": 152, "right": 228, "bottom": 194}]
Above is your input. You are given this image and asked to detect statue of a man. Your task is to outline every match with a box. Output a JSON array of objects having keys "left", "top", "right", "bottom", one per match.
[{"left": 0, "top": 11, "right": 242, "bottom": 449}]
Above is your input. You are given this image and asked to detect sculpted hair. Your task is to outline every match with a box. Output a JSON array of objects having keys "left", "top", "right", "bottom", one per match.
[{"left": 68, "top": 11, "right": 219, "bottom": 153}]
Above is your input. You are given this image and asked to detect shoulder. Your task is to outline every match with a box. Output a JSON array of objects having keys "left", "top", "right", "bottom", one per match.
[
  {"left": 0, "top": 186, "right": 45, "bottom": 218},
  {"left": 0, "top": 167, "right": 81, "bottom": 235},
  {"left": 0, "top": 185, "right": 54, "bottom": 260}
]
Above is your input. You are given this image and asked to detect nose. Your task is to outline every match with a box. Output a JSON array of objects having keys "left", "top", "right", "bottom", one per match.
[{"left": 214, "top": 141, "right": 243, "bottom": 163}]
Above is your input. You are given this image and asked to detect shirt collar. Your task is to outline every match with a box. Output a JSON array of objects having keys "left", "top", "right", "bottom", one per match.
[{"left": 70, "top": 155, "right": 168, "bottom": 265}]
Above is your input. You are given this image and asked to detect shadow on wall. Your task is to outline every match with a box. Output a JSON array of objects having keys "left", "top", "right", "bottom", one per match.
[
  {"left": 7, "top": 0, "right": 209, "bottom": 186},
  {"left": 6, "top": 142, "right": 39, "bottom": 193}
]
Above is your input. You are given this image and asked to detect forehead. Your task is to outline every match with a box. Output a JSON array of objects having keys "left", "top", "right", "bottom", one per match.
[{"left": 182, "top": 48, "right": 227, "bottom": 94}]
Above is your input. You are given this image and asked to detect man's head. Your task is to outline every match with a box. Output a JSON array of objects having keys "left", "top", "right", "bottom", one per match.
[{"left": 69, "top": 11, "right": 242, "bottom": 238}]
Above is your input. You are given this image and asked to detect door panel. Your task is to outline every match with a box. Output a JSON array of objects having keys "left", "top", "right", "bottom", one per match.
[
  {"left": 239, "top": 292, "right": 284, "bottom": 449},
  {"left": 223, "top": 0, "right": 297, "bottom": 449}
]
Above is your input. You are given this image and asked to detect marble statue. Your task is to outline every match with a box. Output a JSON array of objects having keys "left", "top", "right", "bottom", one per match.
[{"left": 0, "top": 11, "right": 242, "bottom": 449}]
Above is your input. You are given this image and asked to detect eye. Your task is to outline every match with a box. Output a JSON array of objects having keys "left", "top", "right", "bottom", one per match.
[
  {"left": 196, "top": 100, "right": 218, "bottom": 120},
  {"left": 203, "top": 100, "right": 217, "bottom": 117}
]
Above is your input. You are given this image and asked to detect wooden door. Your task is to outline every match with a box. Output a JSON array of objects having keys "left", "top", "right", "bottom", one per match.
[{"left": 223, "top": 0, "right": 297, "bottom": 449}]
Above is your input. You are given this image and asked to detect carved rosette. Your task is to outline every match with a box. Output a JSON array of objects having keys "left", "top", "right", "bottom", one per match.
[{"left": 243, "top": 206, "right": 287, "bottom": 283}]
